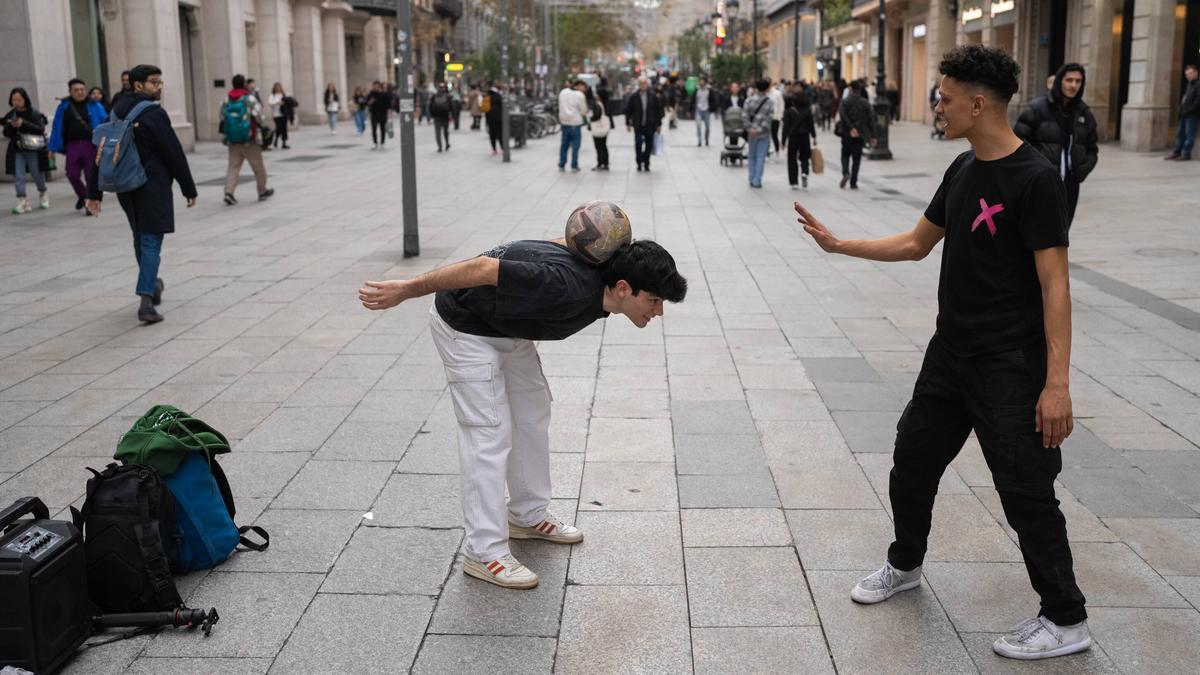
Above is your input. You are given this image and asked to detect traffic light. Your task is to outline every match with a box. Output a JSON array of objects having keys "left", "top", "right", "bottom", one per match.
[{"left": 715, "top": 36, "right": 724, "bottom": 46}]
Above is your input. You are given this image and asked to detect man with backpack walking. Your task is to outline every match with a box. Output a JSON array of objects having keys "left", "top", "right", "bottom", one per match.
[
  {"left": 220, "top": 74, "right": 274, "bottom": 206},
  {"left": 86, "top": 64, "right": 197, "bottom": 324},
  {"left": 430, "top": 82, "right": 452, "bottom": 152},
  {"left": 838, "top": 80, "right": 876, "bottom": 190}
]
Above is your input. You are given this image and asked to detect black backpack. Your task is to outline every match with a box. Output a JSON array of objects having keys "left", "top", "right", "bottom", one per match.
[
  {"left": 72, "top": 463, "right": 182, "bottom": 613},
  {"left": 430, "top": 92, "right": 450, "bottom": 115}
]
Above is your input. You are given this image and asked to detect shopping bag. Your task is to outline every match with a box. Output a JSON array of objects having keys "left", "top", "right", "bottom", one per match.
[
  {"left": 811, "top": 146, "right": 825, "bottom": 175},
  {"left": 653, "top": 132, "right": 666, "bottom": 156}
]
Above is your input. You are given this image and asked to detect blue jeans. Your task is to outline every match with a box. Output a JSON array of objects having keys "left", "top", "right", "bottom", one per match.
[
  {"left": 747, "top": 136, "right": 770, "bottom": 186},
  {"left": 696, "top": 110, "right": 710, "bottom": 145},
  {"left": 133, "top": 232, "right": 164, "bottom": 296},
  {"left": 13, "top": 151, "right": 46, "bottom": 198},
  {"left": 327, "top": 112, "right": 337, "bottom": 131},
  {"left": 1173, "top": 116, "right": 1197, "bottom": 158},
  {"left": 558, "top": 124, "right": 582, "bottom": 169},
  {"left": 354, "top": 110, "right": 366, "bottom": 134}
]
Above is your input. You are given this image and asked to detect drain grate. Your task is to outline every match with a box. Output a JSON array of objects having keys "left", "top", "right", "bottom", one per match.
[
  {"left": 279, "top": 154, "right": 332, "bottom": 162},
  {"left": 196, "top": 175, "right": 255, "bottom": 186},
  {"left": 321, "top": 144, "right": 360, "bottom": 149}
]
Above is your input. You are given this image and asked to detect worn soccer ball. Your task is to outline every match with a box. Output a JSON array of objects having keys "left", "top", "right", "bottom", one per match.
[{"left": 564, "top": 201, "right": 632, "bottom": 265}]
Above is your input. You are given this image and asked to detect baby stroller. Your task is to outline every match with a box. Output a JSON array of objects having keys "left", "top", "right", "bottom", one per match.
[{"left": 720, "top": 106, "right": 747, "bottom": 166}]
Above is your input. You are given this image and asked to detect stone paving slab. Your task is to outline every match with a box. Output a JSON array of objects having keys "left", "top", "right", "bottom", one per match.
[{"left": 1, "top": 120, "right": 1198, "bottom": 671}]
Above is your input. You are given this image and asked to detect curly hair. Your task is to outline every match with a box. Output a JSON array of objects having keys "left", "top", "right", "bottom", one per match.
[{"left": 939, "top": 44, "right": 1020, "bottom": 102}]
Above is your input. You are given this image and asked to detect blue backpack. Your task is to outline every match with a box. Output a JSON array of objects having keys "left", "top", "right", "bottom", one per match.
[
  {"left": 164, "top": 453, "right": 268, "bottom": 572},
  {"left": 91, "top": 100, "right": 156, "bottom": 194},
  {"left": 222, "top": 96, "right": 252, "bottom": 144}
]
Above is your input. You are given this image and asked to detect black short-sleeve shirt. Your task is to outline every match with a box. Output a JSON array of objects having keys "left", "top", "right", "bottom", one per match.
[
  {"left": 434, "top": 240, "right": 609, "bottom": 340},
  {"left": 923, "top": 143, "right": 1069, "bottom": 357}
]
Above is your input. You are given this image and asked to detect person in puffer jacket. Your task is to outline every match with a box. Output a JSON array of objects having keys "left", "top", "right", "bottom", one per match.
[{"left": 1013, "top": 63, "right": 1098, "bottom": 228}]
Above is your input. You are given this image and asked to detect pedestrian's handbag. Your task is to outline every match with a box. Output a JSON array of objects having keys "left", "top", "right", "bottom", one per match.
[
  {"left": 834, "top": 119, "right": 847, "bottom": 138},
  {"left": 17, "top": 132, "right": 46, "bottom": 151},
  {"left": 387, "top": 117, "right": 395, "bottom": 139},
  {"left": 653, "top": 131, "right": 666, "bottom": 156},
  {"left": 811, "top": 146, "right": 825, "bottom": 175}
]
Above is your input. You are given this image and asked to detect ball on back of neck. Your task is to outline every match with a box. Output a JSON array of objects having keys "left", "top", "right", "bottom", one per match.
[{"left": 565, "top": 201, "right": 633, "bottom": 265}]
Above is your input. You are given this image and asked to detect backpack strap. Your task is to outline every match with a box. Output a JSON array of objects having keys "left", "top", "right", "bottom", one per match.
[
  {"left": 209, "top": 456, "right": 237, "bottom": 520},
  {"left": 134, "top": 487, "right": 176, "bottom": 598},
  {"left": 237, "top": 525, "right": 269, "bottom": 552},
  {"left": 122, "top": 100, "right": 158, "bottom": 124}
]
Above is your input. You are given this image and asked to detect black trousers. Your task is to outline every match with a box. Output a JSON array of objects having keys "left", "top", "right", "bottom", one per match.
[
  {"left": 434, "top": 117, "right": 450, "bottom": 150},
  {"left": 371, "top": 115, "right": 387, "bottom": 146},
  {"left": 487, "top": 118, "right": 501, "bottom": 150},
  {"left": 786, "top": 136, "right": 812, "bottom": 185},
  {"left": 770, "top": 119, "right": 781, "bottom": 153},
  {"left": 1064, "top": 176, "right": 1080, "bottom": 230},
  {"left": 273, "top": 116, "right": 288, "bottom": 147},
  {"left": 593, "top": 136, "right": 609, "bottom": 168},
  {"left": 841, "top": 136, "right": 864, "bottom": 186},
  {"left": 633, "top": 126, "right": 654, "bottom": 168},
  {"left": 888, "top": 335, "right": 1087, "bottom": 626}
]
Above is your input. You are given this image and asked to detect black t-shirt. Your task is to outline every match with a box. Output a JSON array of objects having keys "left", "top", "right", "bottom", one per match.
[
  {"left": 923, "top": 143, "right": 1069, "bottom": 357},
  {"left": 435, "top": 240, "right": 608, "bottom": 340}
]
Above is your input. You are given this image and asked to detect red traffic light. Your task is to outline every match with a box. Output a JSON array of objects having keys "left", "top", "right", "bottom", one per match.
[{"left": 715, "top": 36, "right": 724, "bottom": 46}]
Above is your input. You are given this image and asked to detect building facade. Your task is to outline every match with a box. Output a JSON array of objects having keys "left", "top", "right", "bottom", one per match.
[
  {"left": 2, "top": 0, "right": 486, "bottom": 152},
  {"left": 763, "top": 0, "right": 823, "bottom": 83},
  {"left": 823, "top": 0, "right": 1200, "bottom": 151}
]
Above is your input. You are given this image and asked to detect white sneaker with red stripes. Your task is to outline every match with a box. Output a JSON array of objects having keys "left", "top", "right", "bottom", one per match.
[
  {"left": 462, "top": 553, "right": 539, "bottom": 589},
  {"left": 508, "top": 512, "right": 584, "bottom": 544}
]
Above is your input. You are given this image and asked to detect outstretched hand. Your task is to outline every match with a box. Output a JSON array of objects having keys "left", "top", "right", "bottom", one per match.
[
  {"left": 358, "top": 279, "right": 414, "bottom": 311},
  {"left": 794, "top": 202, "right": 839, "bottom": 253}
]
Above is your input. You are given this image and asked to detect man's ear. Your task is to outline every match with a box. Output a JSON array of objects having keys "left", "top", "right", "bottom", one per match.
[{"left": 615, "top": 279, "right": 632, "bottom": 298}]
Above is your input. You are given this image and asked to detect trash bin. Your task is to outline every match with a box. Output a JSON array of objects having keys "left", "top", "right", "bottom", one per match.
[{"left": 509, "top": 113, "right": 527, "bottom": 148}]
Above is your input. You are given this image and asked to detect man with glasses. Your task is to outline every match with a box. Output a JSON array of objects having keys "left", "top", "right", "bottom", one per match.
[{"left": 87, "top": 64, "right": 197, "bottom": 324}]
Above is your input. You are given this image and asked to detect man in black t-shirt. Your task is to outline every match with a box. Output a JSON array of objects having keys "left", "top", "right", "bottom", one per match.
[
  {"left": 360, "top": 238, "right": 687, "bottom": 590},
  {"left": 796, "top": 45, "right": 1089, "bottom": 661}
]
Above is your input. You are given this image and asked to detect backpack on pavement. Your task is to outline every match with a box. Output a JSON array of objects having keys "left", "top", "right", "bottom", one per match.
[
  {"left": 91, "top": 100, "right": 156, "bottom": 194},
  {"left": 72, "top": 463, "right": 183, "bottom": 612},
  {"left": 222, "top": 95, "right": 253, "bottom": 144},
  {"left": 115, "top": 405, "right": 268, "bottom": 573}
]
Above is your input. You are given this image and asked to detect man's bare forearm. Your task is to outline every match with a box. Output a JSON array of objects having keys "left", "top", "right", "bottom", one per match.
[
  {"left": 409, "top": 257, "right": 500, "bottom": 297},
  {"left": 1042, "top": 276, "right": 1072, "bottom": 388},
  {"left": 834, "top": 231, "right": 926, "bottom": 262}
]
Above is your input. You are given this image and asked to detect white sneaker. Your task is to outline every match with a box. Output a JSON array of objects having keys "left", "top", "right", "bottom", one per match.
[
  {"left": 509, "top": 512, "right": 583, "bottom": 544},
  {"left": 851, "top": 562, "right": 923, "bottom": 604},
  {"left": 462, "top": 553, "right": 539, "bottom": 590},
  {"left": 11, "top": 197, "right": 30, "bottom": 214},
  {"left": 993, "top": 617, "right": 1091, "bottom": 660},
  {"left": 37, "top": 191, "right": 49, "bottom": 209}
]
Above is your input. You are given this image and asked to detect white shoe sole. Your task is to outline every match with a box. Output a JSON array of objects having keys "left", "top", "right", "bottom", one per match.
[
  {"left": 993, "top": 636, "right": 1091, "bottom": 660},
  {"left": 462, "top": 559, "right": 538, "bottom": 589},
  {"left": 508, "top": 523, "right": 583, "bottom": 545},
  {"left": 850, "top": 578, "right": 922, "bottom": 604}
]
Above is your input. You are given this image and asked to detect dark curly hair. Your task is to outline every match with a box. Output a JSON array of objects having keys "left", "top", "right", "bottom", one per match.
[{"left": 939, "top": 44, "right": 1020, "bottom": 102}]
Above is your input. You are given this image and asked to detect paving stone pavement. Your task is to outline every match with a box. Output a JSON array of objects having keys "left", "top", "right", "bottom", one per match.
[{"left": 1, "top": 117, "right": 1199, "bottom": 674}]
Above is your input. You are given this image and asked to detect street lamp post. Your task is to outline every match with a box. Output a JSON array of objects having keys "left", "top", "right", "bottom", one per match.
[
  {"left": 500, "top": 0, "right": 511, "bottom": 162},
  {"left": 395, "top": 0, "right": 419, "bottom": 256},
  {"left": 752, "top": 0, "right": 760, "bottom": 80},
  {"left": 792, "top": 0, "right": 799, "bottom": 81},
  {"left": 867, "top": 0, "right": 893, "bottom": 159},
  {"left": 727, "top": 0, "right": 739, "bottom": 55}
]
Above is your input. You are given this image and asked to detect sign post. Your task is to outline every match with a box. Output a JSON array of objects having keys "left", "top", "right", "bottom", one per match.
[{"left": 395, "top": 0, "right": 420, "bottom": 256}]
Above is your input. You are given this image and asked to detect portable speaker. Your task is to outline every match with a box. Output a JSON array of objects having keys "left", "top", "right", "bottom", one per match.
[{"left": 0, "top": 497, "right": 91, "bottom": 674}]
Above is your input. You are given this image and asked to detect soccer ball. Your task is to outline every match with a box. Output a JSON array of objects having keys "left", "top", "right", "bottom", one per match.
[{"left": 564, "top": 201, "right": 632, "bottom": 265}]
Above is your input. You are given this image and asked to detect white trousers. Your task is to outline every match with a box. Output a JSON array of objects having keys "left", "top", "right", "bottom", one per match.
[{"left": 429, "top": 305, "right": 553, "bottom": 561}]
